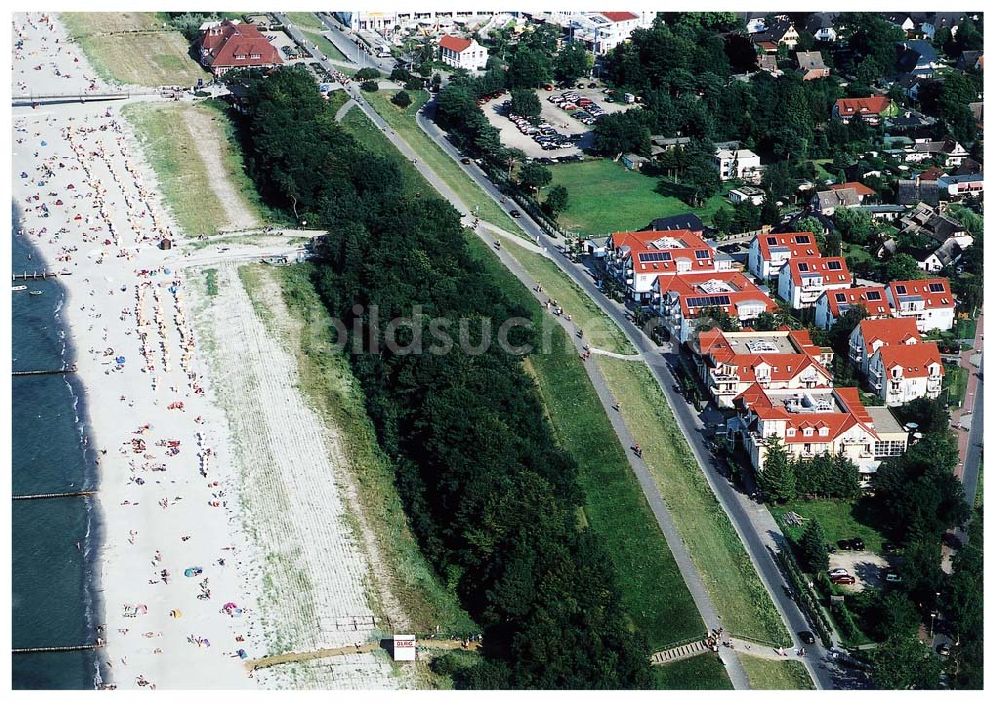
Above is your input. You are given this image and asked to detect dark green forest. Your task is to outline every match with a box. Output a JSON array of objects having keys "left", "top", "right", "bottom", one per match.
[{"left": 226, "top": 65, "right": 652, "bottom": 688}]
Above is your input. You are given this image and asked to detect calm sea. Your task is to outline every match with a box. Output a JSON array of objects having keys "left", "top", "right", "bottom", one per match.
[{"left": 12, "top": 211, "right": 103, "bottom": 689}]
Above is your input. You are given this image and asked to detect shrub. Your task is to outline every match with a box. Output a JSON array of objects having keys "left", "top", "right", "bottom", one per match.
[
  {"left": 391, "top": 90, "right": 412, "bottom": 108},
  {"left": 355, "top": 67, "right": 381, "bottom": 81},
  {"left": 360, "top": 80, "right": 379, "bottom": 93}
]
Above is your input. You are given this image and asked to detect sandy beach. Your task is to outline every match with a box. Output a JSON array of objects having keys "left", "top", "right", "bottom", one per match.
[{"left": 12, "top": 12, "right": 400, "bottom": 689}]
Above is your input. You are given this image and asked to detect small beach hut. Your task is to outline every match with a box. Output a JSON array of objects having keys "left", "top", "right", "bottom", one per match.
[{"left": 159, "top": 238, "right": 172, "bottom": 250}]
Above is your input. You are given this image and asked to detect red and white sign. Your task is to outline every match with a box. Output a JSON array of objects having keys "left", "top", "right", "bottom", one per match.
[{"left": 393, "top": 634, "right": 416, "bottom": 661}]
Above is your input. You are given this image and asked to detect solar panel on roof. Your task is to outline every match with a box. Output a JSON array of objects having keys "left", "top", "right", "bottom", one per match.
[
  {"left": 794, "top": 235, "right": 812, "bottom": 244},
  {"left": 695, "top": 249, "right": 710, "bottom": 259},
  {"left": 638, "top": 252, "right": 673, "bottom": 263},
  {"left": 929, "top": 282, "right": 945, "bottom": 293},
  {"left": 827, "top": 261, "right": 843, "bottom": 271},
  {"left": 865, "top": 291, "right": 882, "bottom": 300},
  {"left": 686, "top": 295, "right": 732, "bottom": 307}
]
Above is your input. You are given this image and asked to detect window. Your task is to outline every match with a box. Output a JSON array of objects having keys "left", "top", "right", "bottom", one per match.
[
  {"left": 827, "top": 261, "right": 843, "bottom": 271},
  {"left": 835, "top": 293, "right": 847, "bottom": 303},
  {"left": 797, "top": 262, "right": 809, "bottom": 272},
  {"left": 896, "top": 285, "right": 907, "bottom": 295},
  {"left": 766, "top": 236, "right": 778, "bottom": 246},
  {"left": 865, "top": 291, "right": 882, "bottom": 301},
  {"left": 795, "top": 235, "right": 812, "bottom": 244},
  {"left": 804, "top": 427, "right": 813, "bottom": 437},
  {"left": 695, "top": 249, "right": 711, "bottom": 260},
  {"left": 786, "top": 429, "right": 795, "bottom": 437},
  {"left": 929, "top": 282, "right": 945, "bottom": 293},
  {"left": 874, "top": 440, "right": 906, "bottom": 457}
]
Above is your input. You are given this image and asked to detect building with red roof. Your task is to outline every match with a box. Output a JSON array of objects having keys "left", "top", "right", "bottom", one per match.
[
  {"left": 848, "top": 318, "right": 921, "bottom": 380},
  {"left": 832, "top": 95, "right": 896, "bottom": 124},
  {"left": 600, "top": 11, "right": 639, "bottom": 22},
  {"left": 868, "top": 342, "right": 943, "bottom": 406},
  {"left": 747, "top": 231, "right": 819, "bottom": 280},
  {"left": 607, "top": 229, "right": 738, "bottom": 302},
  {"left": 567, "top": 11, "right": 650, "bottom": 55},
  {"left": 776, "top": 256, "right": 852, "bottom": 309},
  {"left": 653, "top": 272, "right": 777, "bottom": 343},
  {"left": 693, "top": 327, "right": 833, "bottom": 408},
  {"left": 438, "top": 34, "right": 488, "bottom": 70},
  {"left": 729, "top": 384, "right": 909, "bottom": 482},
  {"left": 199, "top": 20, "right": 282, "bottom": 77},
  {"left": 814, "top": 286, "right": 891, "bottom": 329},
  {"left": 885, "top": 278, "right": 956, "bottom": 332}
]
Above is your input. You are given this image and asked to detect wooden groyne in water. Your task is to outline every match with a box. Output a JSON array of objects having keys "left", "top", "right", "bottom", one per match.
[
  {"left": 12, "top": 364, "right": 77, "bottom": 376},
  {"left": 13, "top": 490, "right": 96, "bottom": 501},
  {"left": 12, "top": 271, "right": 70, "bottom": 281},
  {"left": 13, "top": 643, "right": 102, "bottom": 654}
]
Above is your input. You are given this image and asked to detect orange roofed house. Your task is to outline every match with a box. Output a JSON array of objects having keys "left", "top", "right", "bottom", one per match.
[
  {"left": 776, "top": 256, "right": 852, "bottom": 309},
  {"left": 747, "top": 231, "right": 819, "bottom": 280},
  {"left": 868, "top": 341, "right": 943, "bottom": 406},
  {"left": 832, "top": 95, "right": 897, "bottom": 125},
  {"left": 693, "top": 327, "right": 833, "bottom": 408},
  {"left": 885, "top": 278, "right": 956, "bottom": 332},
  {"left": 438, "top": 34, "right": 488, "bottom": 71},
  {"left": 729, "top": 384, "right": 909, "bottom": 485},
  {"left": 848, "top": 317, "right": 921, "bottom": 382},
  {"left": 653, "top": 272, "right": 778, "bottom": 343},
  {"left": 814, "top": 286, "right": 891, "bottom": 329},
  {"left": 199, "top": 20, "right": 283, "bottom": 77},
  {"left": 607, "top": 229, "right": 739, "bottom": 303}
]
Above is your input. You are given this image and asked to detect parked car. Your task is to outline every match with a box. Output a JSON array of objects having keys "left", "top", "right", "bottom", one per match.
[
  {"left": 588, "top": 82, "right": 598, "bottom": 88},
  {"left": 460, "top": 157, "right": 471, "bottom": 165},
  {"left": 884, "top": 572, "right": 903, "bottom": 584},
  {"left": 836, "top": 539, "right": 853, "bottom": 551},
  {"left": 936, "top": 643, "right": 951, "bottom": 656},
  {"left": 798, "top": 631, "right": 816, "bottom": 645},
  {"left": 882, "top": 542, "right": 901, "bottom": 555},
  {"left": 832, "top": 574, "right": 857, "bottom": 585},
  {"left": 828, "top": 568, "right": 851, "bottom": 577},
  {"left": 510, "top": 209, "right": 522, "bottom": 218},
  {"left": 849, "top": 537, "right": 865, "bottom": 551}
]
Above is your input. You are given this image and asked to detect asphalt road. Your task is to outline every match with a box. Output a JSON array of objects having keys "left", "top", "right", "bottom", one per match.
[
  {"left": 409, "top": 99, "right": 878, "bottom": 690},
  {"left": 314, "top": 13, "right": 397, "bottom": 74}
]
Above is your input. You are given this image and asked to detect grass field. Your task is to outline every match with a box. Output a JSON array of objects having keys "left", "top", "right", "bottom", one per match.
[
  {"left": 365, "top": 90, "right": 525, "bottom": 236},
  {"left": 340, "top": 104, "right": 705, "bottom": 650},
  {"left": 943, "top": 363, "right": 970, "bottom": 407},
  {"left": 954, "top": 317, "right": 977, "bottom": 340},
  {"left": 595, "top": 358, "right": 791, "bottom": 647},
  {"left": 772, "top": 498, "right": 887, "bottom": 552},
  {"left": 272, "top": 264, "right": 477, "bottom": 635},
  {"left": 285, "top": 12, "right": 327, "bottom": 30},
  {"left": 741, "top": 656, "right": 815, "bottom": 690},
  {"left": 62, "top": 12, "right": 206, "bottom": 87},
  {"left": 652, "top": 655, "right": 733, "bottom": 690},
  {"left": 301, "top": 28, "right": 348, "bottom": 62},
  {"left": 539, "top": 160, "right": 731, "bottom": 236},
  {"left": 123, "top": 101, "right": 268, "bottom": 235}
]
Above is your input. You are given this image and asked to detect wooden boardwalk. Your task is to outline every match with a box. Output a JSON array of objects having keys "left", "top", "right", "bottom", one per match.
[{"left": 650, "top": 640, "right": 710, "bottom": 665}]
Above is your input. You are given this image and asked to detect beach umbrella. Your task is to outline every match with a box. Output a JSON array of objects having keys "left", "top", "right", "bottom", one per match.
[
  {"left": 170, "top": 609, "right": 182, "bottom": 618},
  {"left": 116, "top": 356, "right": 125, "bottom": 364},
  {"left": 40, "top": 140, "right": 47, "bottom": 146}
]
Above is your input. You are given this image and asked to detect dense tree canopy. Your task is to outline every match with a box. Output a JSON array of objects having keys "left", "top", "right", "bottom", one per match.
[{"left": 227, "top": 66, "right": 652, "bottom": 689}]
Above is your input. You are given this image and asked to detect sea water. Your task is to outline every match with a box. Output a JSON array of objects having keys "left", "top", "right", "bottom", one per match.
[{"left": 12, "top": 212, "right": 103, "bottom": 689}]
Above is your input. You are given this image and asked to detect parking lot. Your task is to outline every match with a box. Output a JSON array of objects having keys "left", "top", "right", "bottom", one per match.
[
  {"left": 481, "top": 87, "right": 630, "bottom": 159},
  {"left": 827, "top": 551, "right": 891, "bottom": 593},
  {"left": 268, "top": 30, "right": 307, "bottom": 62}
]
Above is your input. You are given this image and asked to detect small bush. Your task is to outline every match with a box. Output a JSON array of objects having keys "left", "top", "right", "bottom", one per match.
[
  {"left": 391, "top": 90, "right": 412, "bottom": 108},
  {"left": 355, "top": 67, "right": 381, "bottom": 81},
  {"left": 360, "top": 80, "right": 379, "bottom": 93}
]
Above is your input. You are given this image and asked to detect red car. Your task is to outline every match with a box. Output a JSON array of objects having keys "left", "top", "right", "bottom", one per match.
[{"left": 832, "top": 574, "right": 857, "bottom": 585}]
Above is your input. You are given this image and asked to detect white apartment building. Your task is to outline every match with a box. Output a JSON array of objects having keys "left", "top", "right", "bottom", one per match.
[
  {"left": 777, "top": 257, "right": 852, "bottom": 310},
  {"left": 868, "top": 342, "right": 943, "bottom": 406},
  {"left": 438, "top": 35, "right": 489, "bottom": 71},
  {"left": 747, "top": 232, "right": 819, "bottom": 280},
  {"left": 886, "top": 278, "right": 956, "bottom": 332},
  {"left": 715, "top": 146, "right": 762, "bottom": 184},
  {"left": 848, "top": 318, "right": 922, "bottom": 383}
]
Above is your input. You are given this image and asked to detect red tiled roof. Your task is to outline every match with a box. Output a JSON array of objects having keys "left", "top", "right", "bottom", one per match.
[
  {"left": 655, "top": 272, "right": 777, "bottom": 319},
  {"left": 827, "top": 181, "right": 876, "bottom": 197},
  {"left": 919, "top": 166, "right": 946, "bottom": 181},
  {"left": 835, "top": 95, "right": 891, "bottom": 116},
  {"left": 754, "top": 232, "right": 819, "bottom": 261},
  {"left": 783, "top": 256, "right": 851, "bottom": 287},
  {"left": 876, "top": 342, "right": 942, "bottom": 378},
  {"left": 734, "top": 386, "right": 877, "bottom": 441},
  {"left": 601, "top": 11, "right": 639, "bottom": 22},
  {"left": 696, "top": 328, "right": 832, "bottom": 384},
  {"left": 858, "top": 318, "right": 920, "bottom": 357},
  {"left": 888, "top": 278, "right": 955, "bottom": 309},
  {"left": 201, "top": 21, "right": 282, "bottom": 70},
  {"left": 612, "top": 230, "right": 719, "bottom": 276},
  {"left": 821, "top": 286, "right": 890, "bottom": 318},
  {"left": 439, "top": 34, "right": 473, "bottom": 53}
]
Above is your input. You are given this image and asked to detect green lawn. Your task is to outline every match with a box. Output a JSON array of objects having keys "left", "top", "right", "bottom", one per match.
[
  {"left": 954, "top": 318, "right": 977, "bottom": 340},
  {"left": 337, "top": 103, "right": 704, "bottom": 649},
  {"left": 741, "top": 655, "right": 815, "bottom": 690},
  {"left": 285, "top": 11, "right": 326, "bottom": 30},
  {"left": 652, "top": 655, "right": 733, "bottom": 690},
  {"left": 301, "top": 28, "right": 348, "bottom": 62},
  {"left": 364, "top": 90, "right": 526, "bottom": 236},
  {"left": 596, "top": 358, "right": 791, "bottom": 647},
  {"left": 772, "top": 498, "right": 887, "bottom": 553},
  {"left": 943, "top": 364, "right": 970, "bottom": 407},
  {"left": 539, "top": 160, "right": 730, "bottom": 236}
]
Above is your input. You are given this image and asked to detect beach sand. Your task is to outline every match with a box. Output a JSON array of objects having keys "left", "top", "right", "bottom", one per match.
[{"left": 12, "top": 12, "right": 401, "bottom": 689}]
